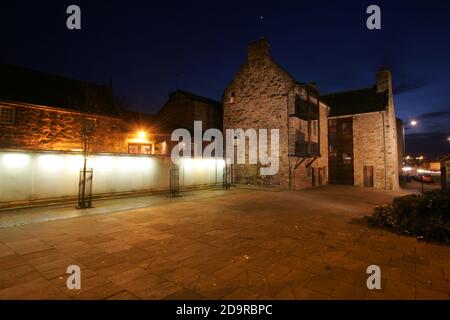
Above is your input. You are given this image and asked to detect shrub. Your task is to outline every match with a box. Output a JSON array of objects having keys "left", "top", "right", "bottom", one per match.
[{"left": 367, "top": 189, "right": 450, "bottom": 244}]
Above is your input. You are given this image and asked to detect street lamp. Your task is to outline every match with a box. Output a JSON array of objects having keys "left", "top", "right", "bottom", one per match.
[
  {"left": 138, "top": 131, "right": 146, "bottom": 139},
  {"left": 410, "top": 120, "right": 418, "bottom": 127}
]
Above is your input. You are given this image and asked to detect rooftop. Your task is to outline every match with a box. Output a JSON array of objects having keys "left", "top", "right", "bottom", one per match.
[
  {"left": 0, "top": 64, "right": 123, "bottom": 118},
  {"left": 321, "top": 86, "right": 388, "bottom": 117}
]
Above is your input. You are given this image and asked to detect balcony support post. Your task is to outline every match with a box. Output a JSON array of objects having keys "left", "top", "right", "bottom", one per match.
[{"left": 306, "top": 157, "right": 318, "bottom": 168}]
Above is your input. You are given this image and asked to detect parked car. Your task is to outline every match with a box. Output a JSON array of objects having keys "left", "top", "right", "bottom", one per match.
[{"left": 414, "top": 174, "right": 434, "bottom": 183}]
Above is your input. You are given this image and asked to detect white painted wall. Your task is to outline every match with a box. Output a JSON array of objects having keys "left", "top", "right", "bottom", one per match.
[{"left": 0, "top": 151, "right": 224, "bottom": 203}]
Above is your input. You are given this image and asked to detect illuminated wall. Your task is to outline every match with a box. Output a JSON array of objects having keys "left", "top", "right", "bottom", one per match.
[{"left": 0, "top": 151, "right": 224, "bottom": 203}]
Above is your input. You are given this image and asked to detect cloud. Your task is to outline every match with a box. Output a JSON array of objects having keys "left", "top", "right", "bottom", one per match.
[
  {"left": 393, "top": 78, "right": 429, "bottom": 95},
  {"left": 404, "top": 109, "right": 450, "bottom": 131},
  {"left": 418, "top": 110, "right": 450, "bottom": 119},
  {"left": 405, "top": 132, "right": 450, "bottom": 159}
]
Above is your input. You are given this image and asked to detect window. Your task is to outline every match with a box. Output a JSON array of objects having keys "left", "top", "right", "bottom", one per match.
[
  {"left": 230, "top": 92, "right": 235, "bottom": 104},
  {"left": 343, "top": 153, "right": 352, "bottom": 165},
  {"left": 128, "top": 143, "right": 152, "bottom": 155},
  {"left": 0, "top": 106, "right": 15, "bottom": 125}
]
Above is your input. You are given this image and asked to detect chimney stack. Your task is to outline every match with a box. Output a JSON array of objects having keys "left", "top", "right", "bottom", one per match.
[
  {"left": 247, "top": 38, "right": 271, "bottom": 65},
  {"left": 376, "top": 67, "right": 392, "bottom": 94}
]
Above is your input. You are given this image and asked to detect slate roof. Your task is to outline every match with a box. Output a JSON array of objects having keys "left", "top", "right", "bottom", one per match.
[
  {"left": 169, "top": 89, "right": 222, "bottom": 108},
  {"left": 321, "top": 86, "right": 388, "bottom": 117},
  {"left": 0, "top": 63, "right": 123, "bottom": 118}
]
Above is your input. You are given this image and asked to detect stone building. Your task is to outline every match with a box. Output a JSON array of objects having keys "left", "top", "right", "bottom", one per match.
[
  {"left": 223, "top": 38, "right": 401, "bottom": 190},
  {"left": 322, "top": 68, "right": 400, "bottom": 190},
  {"left": 150, "top": 89, "right": 223, "bottom": 155},
  {"left": 0, "top": 64, "right": 127, "bottom": 153},
  {"left": 223, "top": 39, "right": 329, "bottom": 189}
]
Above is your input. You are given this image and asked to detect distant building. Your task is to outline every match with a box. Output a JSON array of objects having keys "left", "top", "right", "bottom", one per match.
[
  {"left": 0, "top": 64, "right": 223, "bottom": 158},
  {"left": 0, "top": 64, "right": 127, "bottom": 153},
  {"left": 150, "top": 90, "right": 223, "bottom": 155}
]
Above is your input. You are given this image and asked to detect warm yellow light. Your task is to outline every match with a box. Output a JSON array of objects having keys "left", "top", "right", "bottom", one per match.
[
  {"left": 138, "top": 131, "right": 146, "bottom": 139},
  {"left": 3, "top": 153, "right": 30, "bottom": 168},
  {"left": 39, "top": 155, "right": 63, "bottom": 171}
]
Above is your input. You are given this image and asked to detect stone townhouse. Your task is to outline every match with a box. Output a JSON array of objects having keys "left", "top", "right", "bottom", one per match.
[
  {"left": 223, "top": 38, "right": 401, "bottom": 190},
  {"left": 322, "top": 68, "right": 401, "bottom": 191},
  {"left": 223, "top": 39, "right": 329, "bottom": 189}
]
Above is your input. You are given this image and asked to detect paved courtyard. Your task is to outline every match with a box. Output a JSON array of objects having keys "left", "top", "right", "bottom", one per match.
[{"left": 0, "top": 186, "right": 449, "bottom": 300}]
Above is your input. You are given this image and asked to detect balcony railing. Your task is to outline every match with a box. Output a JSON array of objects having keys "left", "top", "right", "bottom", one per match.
[
  {"left": 295, "top": 100, "right": 319, "bottom": 120},
  {"left": 295, "top": 141, "right": 320, "bottom": 157}
]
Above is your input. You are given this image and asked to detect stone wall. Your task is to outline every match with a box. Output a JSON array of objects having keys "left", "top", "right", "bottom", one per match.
[
  {"left": 223, "top": 39, "right": 295, "bottom": 187},
  {"left": 350, "top": 69, "right": 400, "bottom": 191},
  {"left": 223, "top": 39, "right": 328, "bottom": 189},
  {"left": 156, "top": 91, "right": 222, "bottom": 134},
  {"left": 0, "top": 102, "right": 127, "bottom": 153},
  {"left": 353, "top": 112, "right": 386, "bottom": 189},
  {"left": 377, "top": 68, "right": 400, "bottom": 190}
]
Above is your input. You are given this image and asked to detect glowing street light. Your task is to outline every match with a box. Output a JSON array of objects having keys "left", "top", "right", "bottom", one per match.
[
  {"left": 410, "top": 120, "right": 418, "bottom": 127},
  {"left": 138, "top": 131, "right": 146, "bottom": 139}
]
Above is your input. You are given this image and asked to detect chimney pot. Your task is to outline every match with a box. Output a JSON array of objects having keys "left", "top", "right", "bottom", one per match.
[
  {"left": 376, "top": 67, "right": 392, "bottom": 93},
  {"left": 247, "top": 38, "right": 271, "bottom": 65}
]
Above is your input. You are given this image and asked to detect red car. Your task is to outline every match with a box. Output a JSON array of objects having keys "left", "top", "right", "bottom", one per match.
[{"left": 415, "top": 174, "right": 433, "bottom": 183}]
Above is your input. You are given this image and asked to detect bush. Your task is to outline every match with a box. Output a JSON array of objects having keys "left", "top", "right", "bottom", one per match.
[{"left": 367, "top": 189, "right": 450, "bottom": 243}]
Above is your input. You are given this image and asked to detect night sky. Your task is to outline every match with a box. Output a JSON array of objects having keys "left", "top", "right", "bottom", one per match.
[{"left": 1, "top": 0, "right": 449, "bottom": 159}]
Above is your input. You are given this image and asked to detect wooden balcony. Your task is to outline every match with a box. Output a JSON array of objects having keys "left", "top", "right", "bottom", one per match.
[
  {"left": 295, "top": 141, "right": 320, "bottom": 158},
  {"left": 295, "top": 100, "right": 320, "bottom": 120}
]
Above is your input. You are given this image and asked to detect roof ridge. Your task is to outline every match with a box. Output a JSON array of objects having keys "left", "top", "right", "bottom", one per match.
[
  {"left": 322, "top": 85, "right": 377, "bottom": 97},
  {"left": 172, "top": 89, "right": 221, "bottom": 105},
  {"left": 0, "top": 63, "right": 110, "bottom": 90}
]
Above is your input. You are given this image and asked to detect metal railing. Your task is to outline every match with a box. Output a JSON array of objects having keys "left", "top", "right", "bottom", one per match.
[{"left": 295, "top": 141, "right": 320, "bottom": 157}]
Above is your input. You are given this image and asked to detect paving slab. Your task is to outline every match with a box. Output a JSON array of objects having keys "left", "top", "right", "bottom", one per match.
[{"left": 0, "top": 186, "right": 448, "bottom": 300}]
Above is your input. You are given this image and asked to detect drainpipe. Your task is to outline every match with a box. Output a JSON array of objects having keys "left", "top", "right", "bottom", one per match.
[
  {"left": 287, "top": 90, "right": 292, "bottom": 190},
  {"left": 382, "top": 111, "right": 387, "bottom": 190}
]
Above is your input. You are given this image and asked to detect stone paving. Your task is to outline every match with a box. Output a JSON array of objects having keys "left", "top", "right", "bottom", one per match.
[{"left": 0, "top": 186, "right": 448, "bottom": 300}]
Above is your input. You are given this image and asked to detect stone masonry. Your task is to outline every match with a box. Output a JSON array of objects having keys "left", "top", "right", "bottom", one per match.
[
  {"left": 223, "top": 38, "right": 329, "bottom": 189},
  {"left": 0, "top": 101, "right": 127, "bottom": 153},
  {"left": 352, "top": 69, "right": 400, "bottom": 190}
]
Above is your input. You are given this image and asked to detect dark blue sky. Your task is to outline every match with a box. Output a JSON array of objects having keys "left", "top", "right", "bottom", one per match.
[{"left": 1, "top": 0, "right": 449, "bottom": 158}]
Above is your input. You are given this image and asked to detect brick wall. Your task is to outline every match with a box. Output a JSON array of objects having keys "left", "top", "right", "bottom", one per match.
[{"left": 0, "top": 102, "right": 127, "bottom": 153}]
